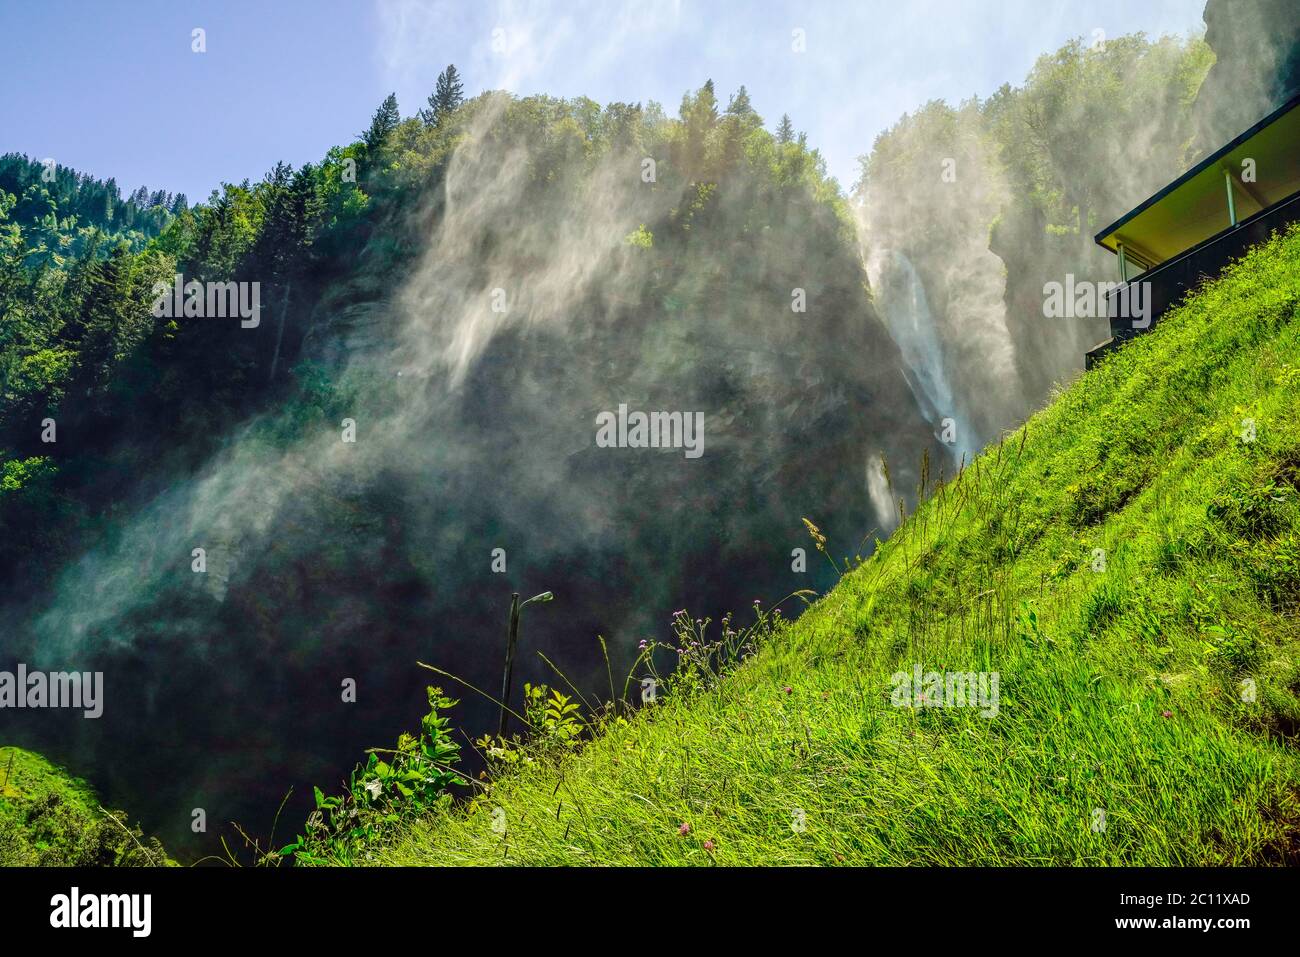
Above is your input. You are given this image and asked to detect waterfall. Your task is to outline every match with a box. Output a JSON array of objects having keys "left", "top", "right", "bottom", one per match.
[
  {"left": 865, "top": 247, "right": 977, "bottom": 464},
  {"left": 866, "top": 454, "right": 897, "bottom": 534}
]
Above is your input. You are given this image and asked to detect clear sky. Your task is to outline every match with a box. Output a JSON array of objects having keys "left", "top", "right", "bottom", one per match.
[{"left": 0, "top": 0, "right": 1208, "bottom": 202}]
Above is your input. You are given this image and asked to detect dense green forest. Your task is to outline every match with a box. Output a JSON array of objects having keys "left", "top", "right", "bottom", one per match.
[
  {"left": 0, "top": 152, "right": 183, "bottom": 263},
  {"left": 0, "top": 31, "right": 1242, "bottom": 603}
]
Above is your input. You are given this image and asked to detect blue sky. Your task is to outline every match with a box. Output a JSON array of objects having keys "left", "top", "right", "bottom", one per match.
[{"left": 0, "top": 0, "right": 1208, "bottom": 202}]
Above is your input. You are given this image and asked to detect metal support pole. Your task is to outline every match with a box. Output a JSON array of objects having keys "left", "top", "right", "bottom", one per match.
[
  {"left": 498, "top": 593, "right": 521, "bottom": 738},
  {"left": 1118, "top": 243, "right": 1128, "bottom": 283},
  {"left": 1224, "top": 168, "right": 1238, "bottom": 227}
]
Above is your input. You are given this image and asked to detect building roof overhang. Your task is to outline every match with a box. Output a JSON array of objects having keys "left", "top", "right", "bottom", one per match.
[{"left": 1095, "top": 94, "right": 1300, "bottom": 269}]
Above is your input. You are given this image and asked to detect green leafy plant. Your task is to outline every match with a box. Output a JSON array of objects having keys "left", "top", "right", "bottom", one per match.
[{"left": 283, "top": 686, "right": 466, "bottom": 865}]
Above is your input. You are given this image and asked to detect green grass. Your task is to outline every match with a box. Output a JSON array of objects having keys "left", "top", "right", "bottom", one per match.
[
  {"left": 356, "top": 223, "right": 1300, "bottom": 866},
  {"left": 0, "top": 746, "right": 170, "bottom": 866}
]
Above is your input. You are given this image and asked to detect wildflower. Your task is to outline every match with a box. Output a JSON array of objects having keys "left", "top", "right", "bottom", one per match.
[
  {"left": 678, "top": 822, "right": 691, "bottom": 836},
  {"left": 703, "top": 840, "right": 715, "bottom": 852},
  {"left": 783, "top": 686, "right": 793, "bottom": 695},
  {"left": 638, "top": 639, "right": 647, "bottom": 649},
  {"left": 1162, "top": 710, "right": 1173, "bottom": 718}
]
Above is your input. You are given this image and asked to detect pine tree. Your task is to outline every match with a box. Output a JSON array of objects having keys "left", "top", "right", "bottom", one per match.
[
  {"left": 363, "top": 93, "right": 401, "bottom": 152},
  {"left": 74, "top": 244, "right": 135, "bottom": 404},
  {"left": 251, "top": 162, "right": 295, "bottom": 278},
  {"left": 679, "top": 79, "right": 721, "bottom": 172},
  {"left": 252, "top": 163, "right": 322, "bottom": 281},
  {"left": 776, "top": 113, "right": 794, "bottom": 144},
  {"left": 421, "top": 65, "right": 465, "bottom": 128},
  {"left": 697, "top": 79, "right": 719, "bottom": 125},
  {"left": 725, "top": 85, "right": 753, "bottom": 117},
  {"left": 102, "top": 177, "right": 120, "bottom": 223}
]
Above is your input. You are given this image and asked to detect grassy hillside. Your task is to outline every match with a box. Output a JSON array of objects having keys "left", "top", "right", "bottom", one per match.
[
  {"left": 363, "top": 224, "right": 1300, "bottom": 866},
  {"left": 0, "top": 746, "right": 170, "bottom": 866}
]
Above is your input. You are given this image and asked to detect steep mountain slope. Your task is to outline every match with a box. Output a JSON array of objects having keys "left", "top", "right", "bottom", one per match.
[
  {"left": 0, "top": 747, "right": 168, "bottom": 866},
  {"left": 368, "top": 224, "right": 1300, "bottom": 865}
]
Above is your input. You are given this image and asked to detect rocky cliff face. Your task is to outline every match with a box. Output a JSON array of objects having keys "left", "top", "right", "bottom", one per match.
[{"left": 1193, "top": 0, "right": 1300, "bottom": 153}]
